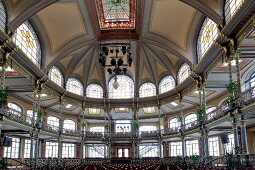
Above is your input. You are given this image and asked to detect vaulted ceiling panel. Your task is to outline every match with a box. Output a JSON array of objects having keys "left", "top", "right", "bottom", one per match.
[
  {"left": 37, "top": 1, "right": 87, "bottom": 53},
  {"left": 149, "top": 0, "right": 196, "bottom": 50}
]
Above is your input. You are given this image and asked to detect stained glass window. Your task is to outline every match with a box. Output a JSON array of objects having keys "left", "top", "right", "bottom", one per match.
[
  {"left": 63, "top": 119, "right": 76, "bottom": 131},
  {"left": 197, "top": 18, "right": 218, "bottom": 59},
  {"left": 139, "top": 82, "right": 156, "bottom": 98},
  {"left": 109, "top": 75, "right": 134, "bottom": 99},
  {"left": 186, "top": 140, "right": 199, "bottom": 156},
  {"left": 177, "top": 63, "right": 191, "bottom": 84},
  {"left": 168, "top": 118, "right": 181, "bottom": 130},
  {"left": 0, "top": 0, "right": 6, "bottom": 32},
  {"left": 225, "top": 0, "right": 245, "bottom": 23},
  {"left": 95, "top": 0, "right": 135, "bottom": 29},
  {"left": 47, "top": 116, "right": 59, "bottom": 131},
  {"left": 208, "top": 136, "right": 220, "bottom": 156},
  {"left": 13, "top": 21, "right": 41, "bottom": 67},
  {"left": 45, "top": 142, "right": 58, "bottom": 158},
  {"left": 66, "top": 78, "right": 83, "bottom": 96},
  {"left": 102, "top": 0, "right": 130, "bottom": 22},
  {"left": 62, "top": 143, "right": 75, "bottom": 158},
  {"left": 48, "top": 66, "right": 63, "bottom": 87},
  {"left": 4, "top": 137, "right": 20, "bottom": 158},
  {"left": 159, "top": 76, "right": 175, "bottom": 94},
  {"left": 170, "top": 141, "right": 182, "bottom": 156},
  {"left": 86, "top": 84, "right": 103, "bottom": 98}
]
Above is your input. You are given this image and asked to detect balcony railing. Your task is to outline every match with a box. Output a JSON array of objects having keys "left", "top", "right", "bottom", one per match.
[{"left": 3, "top": 85, "right": 255, "bottom": 139}]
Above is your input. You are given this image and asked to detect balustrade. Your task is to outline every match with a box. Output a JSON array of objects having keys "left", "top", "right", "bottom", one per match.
[{"left": 2, "top": 85, "right": 255, "bottom": 140}]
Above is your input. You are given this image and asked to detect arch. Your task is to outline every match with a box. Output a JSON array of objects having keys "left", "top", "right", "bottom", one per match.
[
  {"left": 66, "top": 78, "right": 84, "bottom": 96},
  {"left": 185, "top": 113, "right": 197, "bottom": 124},
  {"left": 225, "top": 0, "right": 245, "bottom": 23},
  {"left": 108, "top": 75, "right": 134, "bottom": 99},
  {"left": 206, "top": 106, "right": 217, "bottom": 120},
  {"left": 197, "top": 17, "right": 218, "bottom": 59},
  {"left": 7, "top": 102, "right": 22, "bottom": 115},
  {"left": 48, "top": 66, "right": 64, "bottom": 87},
  {"left": 86, "top": 83, "right": 103, "bottom": 98},
  {"left": 249, "top": 71, "right": 255, "bottom": 88},
  {"left": 168, "top": 117, "right": 181, "bottom": 129},
  {"left": 47, "top": 116, "right": 59, "bottom": 131},
  {"left": 0, "top": 0, "right": 7, "bottom": 32},
  {"left": 139, "top": 82, "right": 156, "bottom": 98},
  {"left": 177, "top": 63, "right": 191, "bottom": 84},
  {"left": 63, "top": 119, "right": 76, "bottom": 131},
  {"left": 206, "top": 106, "right": 216, "bottom": 113},
  {"left": 13, "top": 21, "right": 41, "bottom": 67},
  {"left": 159, "top": 75, "right": 175, "bottom": 94}
]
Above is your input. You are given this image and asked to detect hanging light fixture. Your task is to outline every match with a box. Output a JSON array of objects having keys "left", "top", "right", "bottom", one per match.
[
  {"left": 98, "top": 43, "right": 133, "bottom": 89},
  {"left": 112, "top": 75, "right": 120, "bottom": 89}
]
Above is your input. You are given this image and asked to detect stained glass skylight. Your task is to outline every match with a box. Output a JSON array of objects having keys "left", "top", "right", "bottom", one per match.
[{"left": 95, "top": 0, "right": 135, "bottom": 29}]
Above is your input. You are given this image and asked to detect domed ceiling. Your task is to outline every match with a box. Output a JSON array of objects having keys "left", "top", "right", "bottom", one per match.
[
  {"left": 4, "top": 0, "right": 230, "bottom": 119},
  {"left": 23, "top": 0, "right": 220, "bottom": 89}
]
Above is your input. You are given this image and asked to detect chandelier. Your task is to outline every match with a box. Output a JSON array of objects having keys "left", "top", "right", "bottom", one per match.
[{"left": 98, "top": 43, "right": 133, "bottom": 89}]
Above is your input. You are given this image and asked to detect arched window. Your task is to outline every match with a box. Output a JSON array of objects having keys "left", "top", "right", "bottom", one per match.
[
  {"left": 26, "top": 110, "right": 37, "bottom": 124},
  {"left": 197, "top": 18, "right": 218, "bottom": 59},
  {"left": 13, "top": 21, "right": 41, "bottom": 67},
  {"left": 185, "top": 114, "right": 197, "bottom": 125},
  {"left": 206, "top": 107, "right": 216, "bottom": 120},
  {"left": 7, "top": 103, "right": 22, "bottom": 116},
  {"left": 168, "top": 118, "right": 180, "bottom": 130},
  {"left": 139, "top": 82, "right": 156, "bottom": 98},
  {"left": 0, "top": 1, "right": 6, "bottom": 32},
  {"left": 47, "top": 116, "right": 59, "bottom": 131},
  {"left": 63, "top": 119, "right": 76, "bottom": 131},
  {"left": 159, "top": 76, "right": 175, "bottom": 94},
  {"left": 177, "top": 63, "right": 191, "bottom": 84},
  {"left": 139, "top": 125, "right": 157, "bottom": 132},
  {"left": 86, "top": 84, "right": 103, "bottom": 98},
  {"left": 66, "top": 78, "right": 83, "bottom": 95},
  {"left": 48, "top": 66, "right": 63, "bottom": 87},
  {"left": 109, "top": 75, "right": 134, "bottom": 99},
  {"left": 225, "top": 0, "right": 244, "bottom": 23},
  {"left": 250, "top": 72, "right": 255, "bottom": 88}
]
